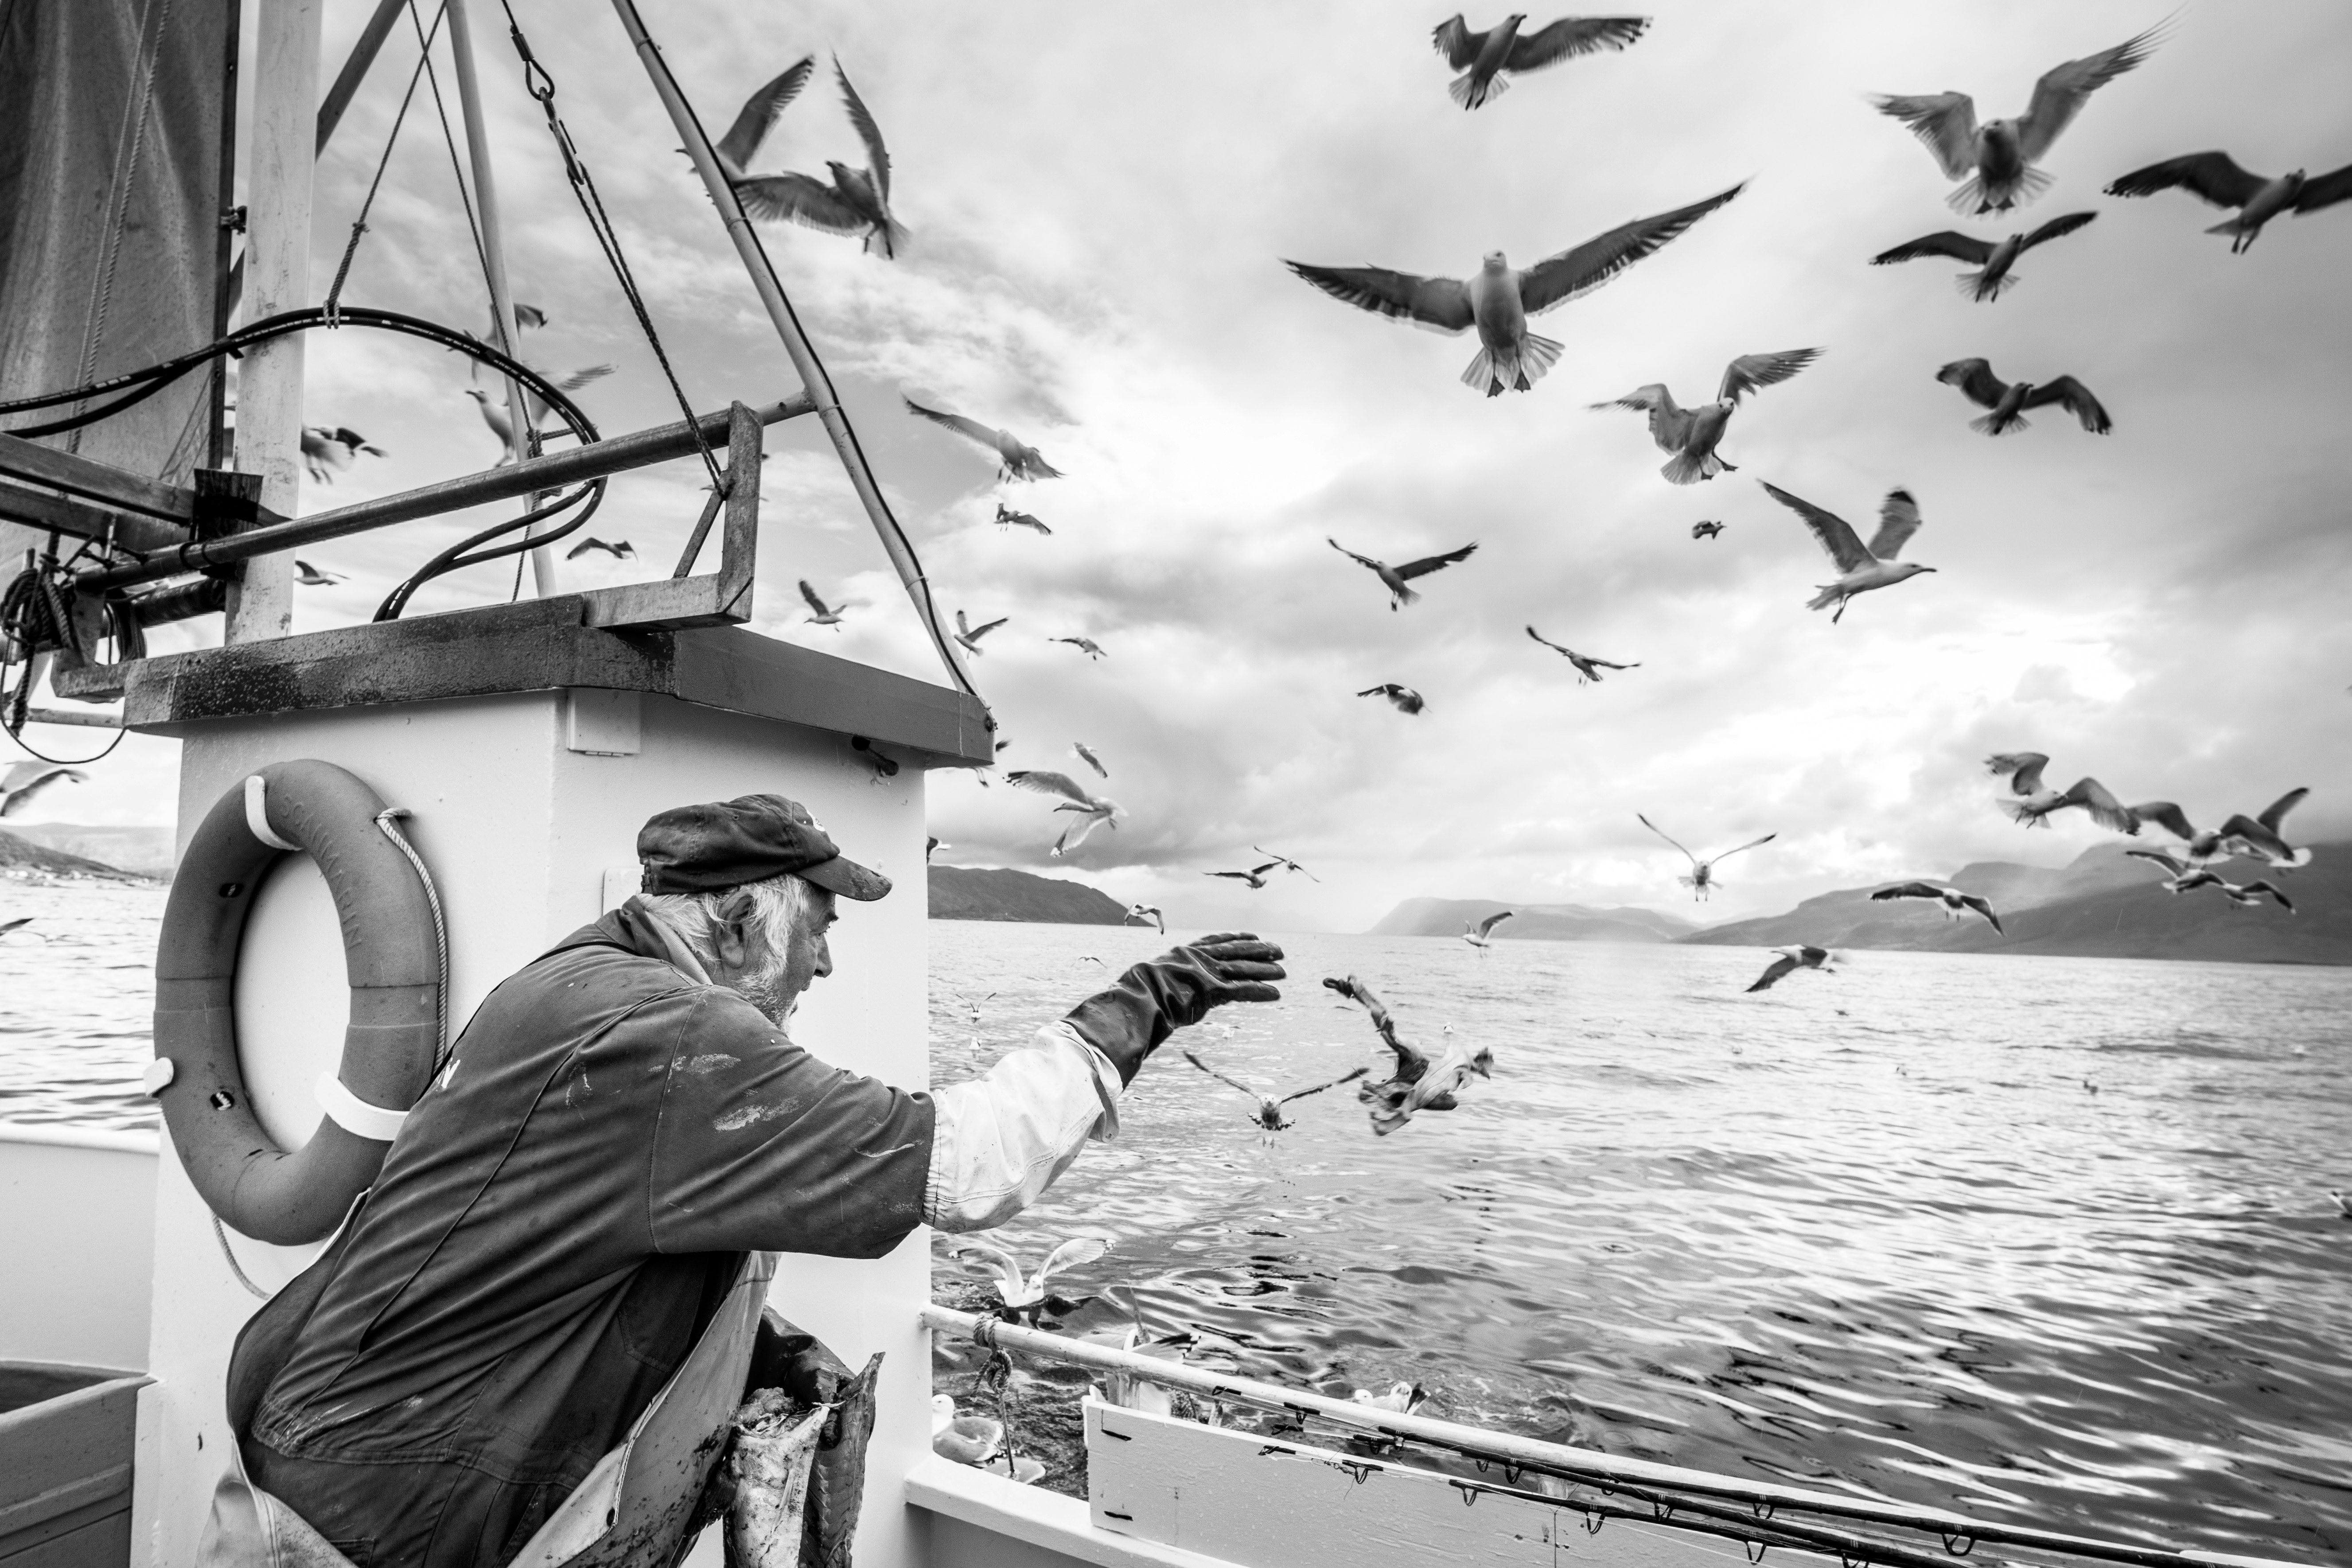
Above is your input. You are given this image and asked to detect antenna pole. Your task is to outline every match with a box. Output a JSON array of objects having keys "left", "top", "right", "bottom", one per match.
[
  {"left": 226, "top": 0, "right": 321, "bottom": 644},
  {"left": 605, "top": 0, "right": 983, "bottom": 706},
  {"left": 443, "top": 0, "right": 558, "bottom": 595}
]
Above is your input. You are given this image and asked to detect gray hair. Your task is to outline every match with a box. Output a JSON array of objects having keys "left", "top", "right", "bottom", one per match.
[{"left": 640, "top": 871, "right": 822, "bottom": 973}]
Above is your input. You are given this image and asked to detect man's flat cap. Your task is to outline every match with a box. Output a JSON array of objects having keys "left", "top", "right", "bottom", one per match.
[{"left": 638, "top": 794, "right": 891, "bottom": 901}]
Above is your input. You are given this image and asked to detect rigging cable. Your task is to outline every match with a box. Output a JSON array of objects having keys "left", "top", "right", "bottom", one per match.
[{"left": 320, "top": 2, "right": 449, "bottom": 320}]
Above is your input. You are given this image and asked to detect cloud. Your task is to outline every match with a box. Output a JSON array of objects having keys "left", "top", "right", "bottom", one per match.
[{"left": 17, "top": 1, "right": 2352, "bottom": 937}]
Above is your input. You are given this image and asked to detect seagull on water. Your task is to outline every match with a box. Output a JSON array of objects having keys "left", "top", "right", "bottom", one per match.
[
  {"left": 1, "top": 763, "right": 88, "bottom": 817},
  {"left": 1526, "top": 626, "right": 1638, "bottom": 684},
  {"left": 1691, "top": 520, "right": 1725, "bottom": 541},
  {"left": 798, "top": 580, "right": 847, "bottom": 627},
  {"left": 1007, "top": 770, "right": 1121, "bottom": 856},
  {"left": 1353, "top": 1381, "right": 1431, "bottom": 1416},
  {"left": 1329, "top": 537, "right": 1478, "bottom": 610},
  {"left": 954, "top": 611, "right": 1009, "bottom": 656},
  {"left": 1463, "top": 910, "right": 1513, "bottom": 949},
  {"left": 2126, "top": 848, "right": 2227, "bottom": 896},
  {"left": 1870, "top": 882, "right": 2004, "bottom": 933},
  {"left": 1936, "top": 359, "right": 2111, "bottom": 436},
  {"left": 995, "top": 504, "right": 1052, "bottom": 535},
  {"left": 1590, "top": 347, "right": 1824, "bottom": 485},
  {"left": 953, "top": 1236, "right": 1108, "bottom": 1325},
  {"left": 1760, "top": 482, "right": 1935, "bottom": 624},
  {"left": 2329, "top": 1190, "right": 2352, "bottom": 1220},
  {"left": 904, "top": 396, "right": 1062, "bottom": 481},
  {"left": 1071, "top": 742, "right": 1109, "bottom": 778},
  {"left": 1253, "top": 848, "right": 1319, "bottom": 882},
  {"left": 1284, "top": 184, "right": 1744, "bottom": 396},
  {"left": 565, "top": 537, "right": 635, "bottom": 561},
  {"left": 1984, "top": 753, "right": 2138, "bottom": 833},
  {"left": 1870, "top": 212, "right": 2097, "bottom": 301},
  {"left": 1124, "top": 903, "right": 1164, "bottom": 934},
  {"left": 1206, "top": 861, "right": 1285, "bottom": 891},
  {"left": 1747, "top": 945, "right": 1834, "bottom": 992},
  {"left": 299, "top": 426, "right": 385, "bottom": 483},
  {"left": 2106, "top": 151, "right": 2352, "bottom": 252},
  {"left": 1429, "top": 13, "right": 1649, "bottom": 110},
  {"left": 1638, "top": 814, "right": 1775, "bottom": 901},
  {"left": 1325, "top": 976, "right": 1493, "bottom": 1136},
  {"left": 1053, "top": 637, "right": 1107, "bottom": 660},
  {"left": 719, "top": 57, "right": 906, "bottom": 258},
  {"left": 1871, "top": 23, "right": 2165, "bottom": 214},
  {"left": 1184, "top": 1051, "right": 1369, "bottom": 1134},
  {"left": 292, "top": 560, "right": 343, "bottom": 587},
  {"left": 1359, "top": 684, "right": 1425, "bottom": 715}
]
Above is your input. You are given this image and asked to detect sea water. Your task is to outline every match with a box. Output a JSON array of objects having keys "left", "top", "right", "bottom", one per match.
[{"left": 5, "top": 886, "right": 2347, "bottom": 1558}]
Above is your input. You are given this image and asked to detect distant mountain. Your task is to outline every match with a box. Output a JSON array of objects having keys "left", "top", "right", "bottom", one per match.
[
  {"left": 0, "top": 827, "right": 156, "bottom": 882},
  {"left": 3, "top": 822, "right": 175, "bottom": 877},
  {"left": 929, "top": 866, "right": 1131, "bottom": 926},
  {"left": 1680, "top": 842, "right": 2352, "bottom": 965},
  {"left": 1369, "top": 897, "right": 1699, "bottom": 944}
]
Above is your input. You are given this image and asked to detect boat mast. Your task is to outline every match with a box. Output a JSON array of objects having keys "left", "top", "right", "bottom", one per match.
[
  {"left": 444, "top": 0, "right": 560, "bottom": 596},
  {"left": 226, "top": 0, "right": 322, "bottom": 644}
]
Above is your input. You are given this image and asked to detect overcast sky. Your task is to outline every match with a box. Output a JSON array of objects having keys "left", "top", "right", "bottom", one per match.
[{"left": 19, "top": 0, "right": 2352, "bottom": 930}]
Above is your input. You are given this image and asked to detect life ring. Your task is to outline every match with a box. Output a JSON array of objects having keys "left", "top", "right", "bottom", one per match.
[{"left": 151, "top": 760, "right": 444, "bottom": 1245}]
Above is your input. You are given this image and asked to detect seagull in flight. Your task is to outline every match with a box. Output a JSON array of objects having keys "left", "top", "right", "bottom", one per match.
[
  {"left": 904, "top": 396, "right": 1062, "bottom": 481},
  {"left": 1589, "top": 348, "right": 1823, "bottom": 485},
  {"left": 2126, "top": 848, "right": 2227, "bottom": 896},
  {"left": 1463, "top": 910, "right": 1513, "bottom": 949},
  {"left": 951, "top": 1237, "right": 1108, "bottom": 1326},
  {"left": 1870, "top": 212, "right": 2097, "bottom": 301},
  {"left": 720, "top": 57, "right": 906, "bottom": 257},
  {"left": 1071, "top": 742, "right": 1109, "bottom": 778},
  {"left": 1008, "top": 770, "right": 1121, "bottom": 856},
  {"left": 1760, "top": 482, "right": 1935, "bottom": 623},
  {"left": 1323, "top": 975, "right": 1494, "bottom": 1136},
  {"left": 954, "top": 610, "right": 1009, "bottom": 656},
  {"left": 2221, "top": 878, "right": 2296, "bottom": 913},
  {"left": 1053, "top": 636, "right": 1106, "bottom": 660},
  {"left": 1359, "top": 684, "right": 1425, "bottom": 715},
  {"left": 464, "top": 364, "right": 614, "bottom": 454},
  {"left": 798, "top": 580, "right": 846, "bottom": 627},
  {"left": 565, "top": 537, "right": 635, "bottom": 561},
  {"left": 1871, "top": 23, "right": 2165, "bottom": 214},
  {"left": 1691, "top": 520, "right": 1725, "bottom": 541},
  {"left": 2213, "top": 788, "right": 2313, "bottom": 870},
  {"left": 2106, "top": 151, "right": 2352, "bottom": 252},
  {"left": 292, "top": 560, "right": 343, "bottom": 587},
  {"left": 1870, "top": 882, "right": 2004, "bottom": 933},
  {"left": 1124, "top": 903, "right": 1164, "bottom": 934},
  {"left": 1637, "top": 813, "right": 1774, "bottom": 901},
  {"left": 1284, "top": 184, "right": 1743, "bottom": 396},
  {"left": 1935, "top": 359, "right": 2111, "bottom": 436},
  {"left": 1253, "top": 848, "right": 1319, "bottom": 883},
  {"left": 298, "top": 426, "right": 385, "bottom": 483},
  {"left": 1207, "top": 861, "right": 1285, "bottom": 891},
  {"left": 1747, "top": 945, "right": 1834, "bottom": 992},
  {"left": 1328, "top": 537, "right": 1478, "bottom": 609},
  {"left": 995, "top": 504, "right": 1052, "bottom": 535},
  {"left": 1526, "top": 626, "right": 1638, "bottom": 684},
  {"left": 1984, "top": 753, "right": 2138, "bottom": 833},
  {"left": 1, "top": 763, "right": 89, "bottom": 817},
  {"left": 2125, "top": 801, "right": 2229, "bottom": 864},
  {"left": 1183, "top": 1051, "right": 1369, "bottom": 1134},
  {"left": 1429, "top": 13, "right": 1650, "bottom": 110}
]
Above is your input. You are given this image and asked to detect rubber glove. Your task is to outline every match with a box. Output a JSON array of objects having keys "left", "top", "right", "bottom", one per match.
[{"left": 1064, "top": 933, "right": 1286, "bottom": 1084}]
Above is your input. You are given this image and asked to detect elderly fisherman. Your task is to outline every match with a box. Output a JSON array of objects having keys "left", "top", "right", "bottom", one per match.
[{"left": 213, "top": 794, "right": 1284, "bottom": 1567}]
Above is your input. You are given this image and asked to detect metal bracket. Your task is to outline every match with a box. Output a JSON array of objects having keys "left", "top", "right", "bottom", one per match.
[{"left": 579, "top": 401, "right": 762, "bottom": 631}]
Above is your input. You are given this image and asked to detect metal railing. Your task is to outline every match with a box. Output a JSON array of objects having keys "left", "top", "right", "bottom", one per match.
[{"left": 921, "top": 1305, "right": 2303, "bottom": 1568}]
